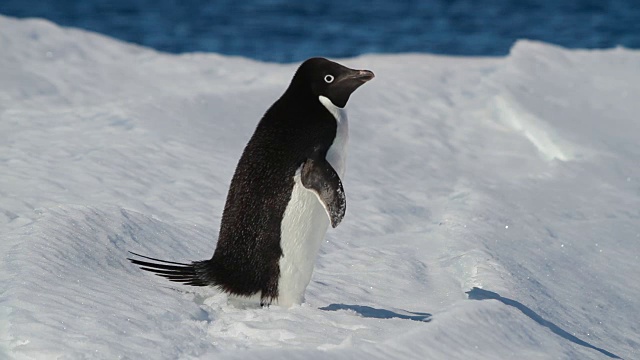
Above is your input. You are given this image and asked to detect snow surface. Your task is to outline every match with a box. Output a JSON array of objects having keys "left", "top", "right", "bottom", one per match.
[{"left": 1, "top": 15, "right": 639, "bottom": 359}]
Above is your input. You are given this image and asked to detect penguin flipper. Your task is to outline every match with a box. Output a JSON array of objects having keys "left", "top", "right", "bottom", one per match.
[
  {"left": 301, "top": 157, "right": 346, "bottom": 228},
  {"left": 127, "top": 251, "right": 210, "bottom": 286}
]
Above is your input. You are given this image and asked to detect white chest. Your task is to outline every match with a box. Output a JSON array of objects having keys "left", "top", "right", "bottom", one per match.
[
  {"left": 275, "top": 97, "right": 349, "bottom": 307},
  {"left": 276, "top": 171, "right": 330, "bottom": 306}
]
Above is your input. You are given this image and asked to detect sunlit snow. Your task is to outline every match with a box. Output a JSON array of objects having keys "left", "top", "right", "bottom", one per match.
[{"left": 1, "top": 15, "right": 639, "bottom": 359}]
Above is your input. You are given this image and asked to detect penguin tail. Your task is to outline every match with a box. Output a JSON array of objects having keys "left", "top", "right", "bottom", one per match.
[{"left": 127, "top": 251, "right": 210, "bottom": 287}]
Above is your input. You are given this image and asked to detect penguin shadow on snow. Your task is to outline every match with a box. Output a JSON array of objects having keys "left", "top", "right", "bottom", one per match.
[
  {"left": 320, "top": 304, "right": 431, "bottom": 322},
  {"left": 466, "top": 287, "right": 622, "bottom": 359},
  {"left": 168, "top": 286, "right": 432, "bottom": 322}
]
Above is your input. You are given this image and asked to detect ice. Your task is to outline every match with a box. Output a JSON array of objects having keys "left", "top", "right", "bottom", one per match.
[{"left": 1, "top": 15, "right": 638, "bottom": 359}]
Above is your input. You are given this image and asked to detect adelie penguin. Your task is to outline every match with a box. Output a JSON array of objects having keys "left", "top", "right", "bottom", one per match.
[{"left": 128, "top": 58, "right": 374, "bottom": 307}]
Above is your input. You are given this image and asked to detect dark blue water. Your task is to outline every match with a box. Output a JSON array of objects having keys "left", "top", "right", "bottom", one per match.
[{"left": 2, "top": 0, "right": 639, "bottom": 63}]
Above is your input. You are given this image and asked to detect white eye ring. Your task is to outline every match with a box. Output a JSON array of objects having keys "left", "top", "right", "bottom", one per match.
[{"left": 324, "top": 74, "right": 334, "bottom": 83}]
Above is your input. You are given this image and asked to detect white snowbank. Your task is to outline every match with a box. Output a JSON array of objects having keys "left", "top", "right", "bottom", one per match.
[{"left": 1, "top": 15, "right": 639, "bottom": 359}]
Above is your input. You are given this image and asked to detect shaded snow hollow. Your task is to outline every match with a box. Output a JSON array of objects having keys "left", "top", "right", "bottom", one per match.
[{"left": 1, "top": 15, "right": 639, "bottom": 360}]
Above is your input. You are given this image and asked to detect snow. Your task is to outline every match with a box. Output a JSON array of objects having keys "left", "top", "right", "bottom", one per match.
[{"left": 1, "top": 15, "right": 639, "bottom": 359}]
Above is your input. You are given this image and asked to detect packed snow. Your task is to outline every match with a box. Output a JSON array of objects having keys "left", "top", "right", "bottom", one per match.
[{"left": 1, "top": 15, "right": 639, "bottom": 359}]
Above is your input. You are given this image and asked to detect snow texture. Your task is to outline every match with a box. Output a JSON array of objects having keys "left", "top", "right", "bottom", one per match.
[{"left": 1, "top": 15, "right": 639, "bottom": 359}]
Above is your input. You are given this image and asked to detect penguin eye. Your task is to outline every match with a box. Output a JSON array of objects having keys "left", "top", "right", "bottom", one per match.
[{"left": 324, "top": 74, "right": 334, "bottom": 84}]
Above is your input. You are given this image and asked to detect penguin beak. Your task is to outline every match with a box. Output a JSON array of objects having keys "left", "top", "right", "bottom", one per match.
[
  {"left": 349, "top": 69, "right": 375, "bottom": 83},
  {"left": 328, "top": 68, "right": 375, "bottom": 108},
  {"left": 336, "top": 69, "right": 374, "bottom": 90}
]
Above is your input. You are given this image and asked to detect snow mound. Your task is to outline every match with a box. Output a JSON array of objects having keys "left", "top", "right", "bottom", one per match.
[{"left": 1, "top": 15, "right": 639, "bottom": 359}]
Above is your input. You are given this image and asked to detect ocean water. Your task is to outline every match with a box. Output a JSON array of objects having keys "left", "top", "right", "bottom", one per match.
[{"left": 1, "top": 0, "right": 639, "bottom": 62}]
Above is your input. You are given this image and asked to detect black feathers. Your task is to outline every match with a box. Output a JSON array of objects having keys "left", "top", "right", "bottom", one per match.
[
  {"left": 301, "top": 156, "right": 346, "bottom": 228},
  {"left": 127, "top": 252, "right": 209, "bottom": 287}
]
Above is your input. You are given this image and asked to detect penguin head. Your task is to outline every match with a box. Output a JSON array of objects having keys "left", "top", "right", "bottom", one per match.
[{"left": 290, "top": 57, "right": 374, "bottom": 108}]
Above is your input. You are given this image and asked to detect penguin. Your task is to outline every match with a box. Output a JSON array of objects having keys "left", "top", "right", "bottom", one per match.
[{"left": 128, "top": 57, "right": 374, "bottom": 307}]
